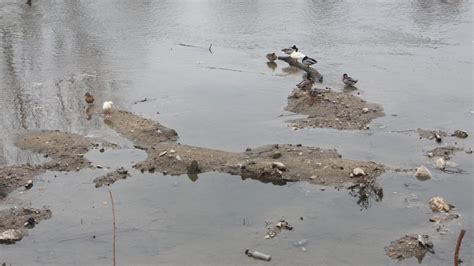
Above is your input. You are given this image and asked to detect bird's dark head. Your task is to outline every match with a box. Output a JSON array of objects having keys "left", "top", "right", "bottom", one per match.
[
  {"left": 343, "top": 73, "right": 348, "bottom": 78},
  {"left": 292, "top": 45, "right": 298, "bottom": 51}
]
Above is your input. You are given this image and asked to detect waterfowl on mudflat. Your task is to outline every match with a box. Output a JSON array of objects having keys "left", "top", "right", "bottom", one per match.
[
  {"left": 266, "top": 53, "right": 277, "bottom": 62},
  {"left": 102, "top": 101, "right": 114, "bottom": 116},
  {"left": 342, "top": 73, "right": 358, "bottom": 86},
  {"left": 84, "top": 92, "right": 94, "bottom": 104},
  {"left": 281, "top": 45, "right": 297, "bottom": 55},
  {"left": 302, "top": 56, "right": 317, "bottom": 66}
]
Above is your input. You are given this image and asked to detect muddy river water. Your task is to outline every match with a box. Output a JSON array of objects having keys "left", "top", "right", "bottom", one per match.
[{"left": 0, "top": 1, "right": 472, "bottom": 265}]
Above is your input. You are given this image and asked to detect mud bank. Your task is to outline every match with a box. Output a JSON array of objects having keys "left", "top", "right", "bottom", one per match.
[
  {"left": 15, "top": 130, "right": 117, "bottom": 172},
  {"left": 0, "top": 208, "right": 52, "bottom": 244},
  {"left": 285, "top": 87, "right": 384, "bottom": 130},
  {"left": 104, "top": 110, "right": 178, "bottom": 148},
  {"left": 134, "top": 143, "right": 384, "bottom": 186},
  {"left": 0, "top": 166, "right": 43, "bottom": 201},
  {"left": 93, "top": 167, "right": 130, "bottom": 188}
]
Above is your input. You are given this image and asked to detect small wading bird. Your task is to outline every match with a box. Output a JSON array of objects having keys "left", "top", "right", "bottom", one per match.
[
  {"left": 302, "top": 56, "right": 317, "bottom": 66},
  {"left": 342, "top": 73, "right": 358, "bottom": 86},
  {"left": 281, "top": 45, "right": 297, "bottom": 55},
  {"left": 84, "top": 92, "right": 94, "bottom": 104},
  {"left": 102, "top": 101, "right": 114, "bottom": 117},
  {"left": 266, "top": 52, "right": 277, "bottom": 62}
]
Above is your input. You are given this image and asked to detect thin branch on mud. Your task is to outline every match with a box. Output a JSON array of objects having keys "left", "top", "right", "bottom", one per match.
[
  {"left": 454, "top": 229, "right": 466, "bottom": 266},
  {"left": 108, "top": 188, "right": 117, "bottom": 266},
  {"left": 390, "top": 129, "right": 416, "bottom": 133},
  {"left": 209, "top": 43, "right": 213, "bottom": 54}
]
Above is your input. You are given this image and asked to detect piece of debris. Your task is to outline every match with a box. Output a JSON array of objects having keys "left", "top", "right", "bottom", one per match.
[
  {"left": 265, "top": 219, "right": 293, "bottom": 239},
  {"left": 429, "top": 197, "right": 454, "bottom": 213},
  {"left": 415, "top": 166, "right": 432, "bottom": 180},
  {"left": 0, "top": 229, "right": 23, "bottom": 244},
  {"left": 385, "top": 234, "right": 434, "bottom": 263},
  {"left": 435, "top": 158, "right": 446, "bottom": 170},
  {"left": 427, "top": 146, "right": 463, "bottom": 160},
  {"left": 451, "top": 130, "right": 468, "bottom": 139},
  {"left": 159, "top": 151, "right": 168, "bottom": 157},
  {"left": 24, "top": 180, "right": 33, "bottom": 190},
  {"left": 272, "top": 162, "right": 287, "bottom": 171},
  {"left": 429, "top": 213, "right": 459, "bottom": 224},
  {"left": 351, "top": 167, "right": 366, "bottom": 177},
  {"left": 271, "top": 152, "right": 282, "bottom": 159},
  {"left": 362, "top": 107, "right": 369, "bottom": 113},
  {"left": 417, "top": 129, "right": 447, "bottom": 142},
  {"left": 24, "top": 217, "right": 36, "bottom": 228},
  {"left": 245, "top": 249, "right": 271, "bottom": 261}
]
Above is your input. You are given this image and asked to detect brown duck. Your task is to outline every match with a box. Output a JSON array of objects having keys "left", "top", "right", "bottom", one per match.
[{"left": 84, "top": 92, "right": 94, "bottom": 104}]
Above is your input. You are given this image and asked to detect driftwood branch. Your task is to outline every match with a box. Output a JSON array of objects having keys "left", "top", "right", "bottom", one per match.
[
  {"left": 277, "top": 56, "right": 323, "bottom": 82},
  {"left": 454, "top": 229, "right": 466, "bottom": 266}
]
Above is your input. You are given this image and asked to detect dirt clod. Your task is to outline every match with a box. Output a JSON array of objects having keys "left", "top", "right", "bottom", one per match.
[
  {"left": 93, "top": 167, "right": 130, "bottom": 188},
  {"left": 0, "top": 208, "right": 52, "bottom": 244}
]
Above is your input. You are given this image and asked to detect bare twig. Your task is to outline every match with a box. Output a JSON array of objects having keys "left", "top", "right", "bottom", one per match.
[
  {"left": 108, "top": 188, "right": 117, "bottom": 266},
  {"left": 454, "top": 229, "right": 466, "bottom": 266},
  {"left": 209, "top": 43, "right": 213, "bottom": 54}
]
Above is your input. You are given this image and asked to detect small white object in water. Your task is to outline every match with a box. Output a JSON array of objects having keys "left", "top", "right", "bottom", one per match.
[
  {"left": 102, "top": 101, "right": 114, "bottom": 115},
  {"left": 435, "top": 158, "right": 446, "bottom": 170},
  {"left": 415, "top": 165, "right": 432, "bottom": 180}
]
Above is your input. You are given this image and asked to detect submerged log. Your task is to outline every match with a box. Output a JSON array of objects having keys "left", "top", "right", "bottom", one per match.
[{"left": 277, "top": 56, "right": 323, "bottom": 82}]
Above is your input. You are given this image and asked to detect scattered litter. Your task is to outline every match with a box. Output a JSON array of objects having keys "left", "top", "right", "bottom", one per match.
[
  {"left": 245, "top": 249, "right": 271, "bottom": 261},
  {"left": 385, "top": 234, "right": 434, "bottom": 263},
  {"left": 429, "top": 213, "right": 459, "bottom": 224},
  {"left": 265, "top": 219, "right": 293, "bottom": 239},
  {"left": 429, "top": 197, "right": 454, "bottom": 213}
]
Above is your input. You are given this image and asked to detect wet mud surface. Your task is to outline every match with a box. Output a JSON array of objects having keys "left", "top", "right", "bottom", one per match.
[
  {"left": 134, "top": 143, "right": 384, "bottom": 186},
  {"left": 0, "top": 208, "right": 52, "bottom": 244},
  {"left": 15, "top": 130, "right": 117, "bottom": 172},
  {"left": 285, "top": 87, "right": 385, "bottom": 130},
  {"left": 0, "top": 165, "right": 43, "bottom": 201}
]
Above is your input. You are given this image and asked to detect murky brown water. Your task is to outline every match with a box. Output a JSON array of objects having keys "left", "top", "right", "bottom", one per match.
[{"left": 1, "top": 1, "right": 472, "bottom": 265}]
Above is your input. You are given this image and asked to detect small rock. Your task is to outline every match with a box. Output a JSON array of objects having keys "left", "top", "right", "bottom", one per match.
[
  {"left": 245, "top": 148, "right": 252, "bottom": 152},
  {"left": 352, "top": 168, "right": 366, "bottom": 177},
  {"left": 272, "top": 162, "right": 287, "bottom": 171},
  {"left": 435, "top": 158, "right": 446, "bottom": 170},
  {"left": 465, "top": 149, "right": 473, "bottom": 154},
  {"left": 24, "top": 180, "right": 33, "bottom": 190},
  {"left": 309, "top": 175, "right": 316, "bottom": 180},
  {"left": 362, "top": 107, "right": 369, "bottom": 113},
  {"left": 427, "top": 152, "right": 434, "bottom": 158},
  {"left": 176, "top": 155, "right": 182, "bottom": 161},
  {"left": 271, "top": 152, "right": 282, "bottom": 159},
  {"left": 99, "top": 148, "right": 105, "bottom": 153},
  {"left": 0, "top": 229, "right": 23, "bottom": 244},
  {"left": 415, "top": 166, "right": 432, "bottom": 180},
  {"left": 429, "top": 197, "right": 453, "bottom": 213},
  {"left": 169, "top": 149, "right": 176, "bottom": 153}
]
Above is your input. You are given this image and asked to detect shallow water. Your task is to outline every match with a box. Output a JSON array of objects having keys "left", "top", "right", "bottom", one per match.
[{"left": 1, "top": 1, "right": 472, "bottom": 265}]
